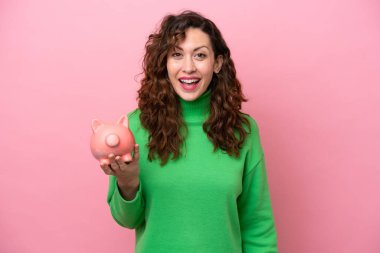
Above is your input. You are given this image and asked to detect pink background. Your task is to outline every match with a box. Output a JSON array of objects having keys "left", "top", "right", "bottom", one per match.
[{"left": 1, "top": 0, "right": 379, "bottom": 252}]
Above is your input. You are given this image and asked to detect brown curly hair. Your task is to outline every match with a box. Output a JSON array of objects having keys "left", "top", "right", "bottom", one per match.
[{"left": 137, "top": 10, "right": 251, "bottom": 166}]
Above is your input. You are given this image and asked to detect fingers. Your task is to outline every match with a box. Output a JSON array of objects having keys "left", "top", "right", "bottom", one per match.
[
  {"left": 110, "top": 153, "right": 130, "bottom": 172},
  {"left": 116, "top": 155, "right": 128, "bottom": 171},
  {"left": 108, "top": 153, "right": 120, "bottom": 171},
  {"left": 117, "top": 144, "right": 139, "bottom": 165},
  {"left": 100, "top": 146, "right": 140, "bottom": 175},
  {"left": 100, "top": 161, "right": 113, "bottom": 175},
  {"left": 115, "top": 144, "right": 140, "bottom": 170}
]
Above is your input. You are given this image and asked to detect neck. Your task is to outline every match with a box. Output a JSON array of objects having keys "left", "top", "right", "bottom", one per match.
[{"left": 178, "top": 88, "right": 212, "bottom": 125}]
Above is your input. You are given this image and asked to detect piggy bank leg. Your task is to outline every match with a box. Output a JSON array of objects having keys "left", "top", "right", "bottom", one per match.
[{"left": 121, "top": 153, "right": 133, "bottom": 163}]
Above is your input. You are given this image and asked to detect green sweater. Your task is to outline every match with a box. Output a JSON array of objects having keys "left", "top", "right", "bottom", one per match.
[{"left": 107, "top": 88, "right": 278, "bottom": 252}]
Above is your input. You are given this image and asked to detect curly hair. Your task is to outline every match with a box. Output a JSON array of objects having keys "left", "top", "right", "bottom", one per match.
[{"left": 137, "top": 10, "right": 251, "bottom": 166}]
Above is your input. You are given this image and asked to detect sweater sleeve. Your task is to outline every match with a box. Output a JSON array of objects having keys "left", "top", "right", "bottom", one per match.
[
  {"left": 237, "top": 117, "right": 278, "bottom": 252},
  {"left": 107, "top": 175, "right": 145, "bottom": 229}
]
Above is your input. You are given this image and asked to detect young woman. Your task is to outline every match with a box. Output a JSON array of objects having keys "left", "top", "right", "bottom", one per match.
[{"left": 101, "top": 10, "right": 278, "bottom": 253}]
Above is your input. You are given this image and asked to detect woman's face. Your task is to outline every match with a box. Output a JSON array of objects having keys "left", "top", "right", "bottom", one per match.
[{"left": 167, "top": 27, "right": 223, "bottom": 101}]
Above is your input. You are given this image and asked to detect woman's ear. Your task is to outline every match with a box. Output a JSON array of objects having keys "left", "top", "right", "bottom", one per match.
[{"left": 214, "top": 55, "right": 224, "bottom": 74}]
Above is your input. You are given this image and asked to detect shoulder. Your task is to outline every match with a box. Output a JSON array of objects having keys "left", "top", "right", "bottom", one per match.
[
  {"left": 127, "top": 108, "right": 141, "bottom": 120},
  {"left": 240, "top": 112, "right": 264, "bottom": 156},
  {"left": 240, "top": 112, "right": 260, "bottom": 135},
  {"left": 126, "top": 108, "right": 142, "bottom": 132}
]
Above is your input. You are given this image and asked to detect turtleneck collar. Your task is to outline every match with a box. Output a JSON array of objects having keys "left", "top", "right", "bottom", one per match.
[{"left": 178, "top": 87, "right": 212, "bottom": 124}]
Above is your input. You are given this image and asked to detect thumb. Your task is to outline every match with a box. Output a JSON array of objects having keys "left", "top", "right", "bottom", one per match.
[{"left": 133, "top": 144, "right": 140, "bottom": 161}]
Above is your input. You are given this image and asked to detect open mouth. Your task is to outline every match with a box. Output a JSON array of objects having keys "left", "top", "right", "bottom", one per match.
[
  {"left": 178, "top": 78, "right": 201, "bottom": 91},
  {"left": 178, "top": 78, "right": 201, "bottom": 85}
]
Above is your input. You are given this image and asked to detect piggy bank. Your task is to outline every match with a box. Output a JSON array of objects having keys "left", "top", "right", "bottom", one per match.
[{"left": 90, "top": 115, "right": 135, "bottom": 165}]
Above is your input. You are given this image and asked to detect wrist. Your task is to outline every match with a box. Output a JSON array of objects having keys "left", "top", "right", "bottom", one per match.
[
  {"left": 117, "top": 179, "right": 139, "bottom": 201},
  {"left": 117, "top": 178, "right": 139, "bottom": 191}
]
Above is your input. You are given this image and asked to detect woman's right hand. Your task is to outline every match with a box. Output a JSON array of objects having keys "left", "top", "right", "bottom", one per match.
[{"left": 100, "top": 144, "right": 140, "bottom": 193}]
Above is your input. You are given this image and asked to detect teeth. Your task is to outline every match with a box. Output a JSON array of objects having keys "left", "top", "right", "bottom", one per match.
[{"left": 179, "top": 79, "right": 200, "bottom": 84}]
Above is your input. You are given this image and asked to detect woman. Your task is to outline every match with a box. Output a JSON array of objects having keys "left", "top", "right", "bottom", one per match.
[{"left": 101, "top": 10, "right": 278, "bottom": 253}]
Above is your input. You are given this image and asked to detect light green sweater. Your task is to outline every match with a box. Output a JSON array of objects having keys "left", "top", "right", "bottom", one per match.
[{"left": 107, "top": 88, "right": 278, "bottom": 252}]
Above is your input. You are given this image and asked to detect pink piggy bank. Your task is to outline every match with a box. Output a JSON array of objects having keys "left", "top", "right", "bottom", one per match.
[{"left": 90, "top": 115, "right": 136, "bottom": 165}]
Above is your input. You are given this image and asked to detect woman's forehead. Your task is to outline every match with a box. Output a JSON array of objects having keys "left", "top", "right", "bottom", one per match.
[{"left": 174, "top": 29, "right": 212, "bottom": 49}]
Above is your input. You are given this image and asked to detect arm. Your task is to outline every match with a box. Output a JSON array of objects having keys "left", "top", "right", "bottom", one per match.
[
  {"left": 107, "top": 175, "right": 145, "bottom": 229},
  {"left": 237, "top": 156, "right": 278, "bottom": 252},
  {"left": 237, "top": 117, "right": 278, "bottom": 252}
]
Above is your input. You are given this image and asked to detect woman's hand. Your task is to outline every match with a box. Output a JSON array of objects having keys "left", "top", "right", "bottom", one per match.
[{"left": 100, "top": 144, "right": 140, "bottom": 189}]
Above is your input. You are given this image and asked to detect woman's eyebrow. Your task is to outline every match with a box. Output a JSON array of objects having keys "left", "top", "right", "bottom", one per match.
[{"left": 175, "top": 45, "right": 209, "bottom": 51}]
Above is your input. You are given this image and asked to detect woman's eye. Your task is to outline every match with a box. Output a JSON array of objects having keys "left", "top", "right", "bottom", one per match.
[
  {"left": 172, "top": 52, "right": 182, "bottom": 57},
  {"left": 195, "top": 53, "right": 206, "bottom": 59}
]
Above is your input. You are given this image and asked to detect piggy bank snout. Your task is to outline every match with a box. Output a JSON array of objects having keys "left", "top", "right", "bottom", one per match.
[{"left": 105, "top": 134, "right": 120, "bottom": 147}]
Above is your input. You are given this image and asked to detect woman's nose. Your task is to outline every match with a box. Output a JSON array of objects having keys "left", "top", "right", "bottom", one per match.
[{"left": 182, "top": 56, "right": 196, "bottom": 73}]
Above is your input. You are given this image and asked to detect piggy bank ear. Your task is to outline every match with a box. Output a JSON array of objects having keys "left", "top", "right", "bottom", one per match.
[
  {"left": 117, "top": 115, "right": 129, "bottom": 129},
  {"left": 91, "top": 119, "right": 104, "bottom": 133}
]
